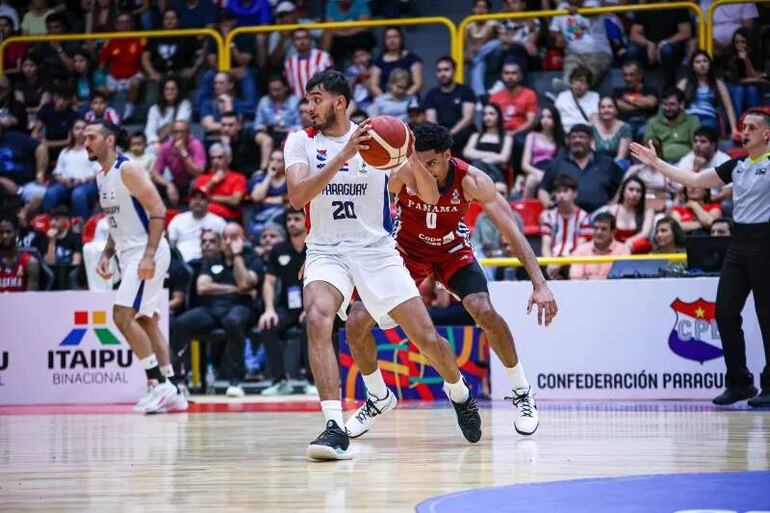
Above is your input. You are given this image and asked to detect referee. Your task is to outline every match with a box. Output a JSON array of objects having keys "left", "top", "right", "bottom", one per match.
[{"left": 631, "top": 110, "right": 770, "bottom": 407}]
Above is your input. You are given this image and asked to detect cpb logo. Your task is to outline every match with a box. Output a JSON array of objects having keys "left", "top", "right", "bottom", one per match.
[
  {"left": 60, "top": 311, "right": 122, "bottom": 346},
  {"left": 669, "top": 298, "right": 723, "bottom": 364}
]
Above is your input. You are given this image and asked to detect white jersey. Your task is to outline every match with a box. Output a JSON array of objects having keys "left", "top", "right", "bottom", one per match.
[
  {"left": 284, "top": 124, "right": 393, "bottom": 251},
  {"left": 96, "top": 153, "right": 152, "bottom": 254}
]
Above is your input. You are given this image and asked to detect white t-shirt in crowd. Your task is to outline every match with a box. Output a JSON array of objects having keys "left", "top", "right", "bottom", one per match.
[
  {"left": 554, "top": 90, "right": 600, "bottom": 132},
  {"left": 144, "top": 99, "right": 192, "bottom": 146},
  {"left": 53, "top": 146, "right": 102, "bottom": 181},
  {"left": 167, "top": 211, "right": 227, "bottom": 262},
  {"left": 549, "top": 0, "right": 612, "bottom": 55}
]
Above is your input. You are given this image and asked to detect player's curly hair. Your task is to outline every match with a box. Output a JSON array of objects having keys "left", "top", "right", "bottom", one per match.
[{"left": 414, "top": 123, "right": 453, "bottom": 153}]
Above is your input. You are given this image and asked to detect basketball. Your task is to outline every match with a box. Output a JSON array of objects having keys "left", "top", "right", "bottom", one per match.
[{"left": 359, "top": 115, "right": 413, "bottom": 170}]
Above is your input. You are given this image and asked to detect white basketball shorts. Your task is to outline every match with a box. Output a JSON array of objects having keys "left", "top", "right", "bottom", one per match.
[
  {"left": 114, "top": 240, "right": 171, "bottom": 318},
  {"left": 303, "top": 243, "right": 419, "bottom": 329}
]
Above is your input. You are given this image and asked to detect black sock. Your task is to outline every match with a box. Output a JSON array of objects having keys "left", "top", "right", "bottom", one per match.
[{"left": 145, "top": 366, "right": 166, "bottom": 382}]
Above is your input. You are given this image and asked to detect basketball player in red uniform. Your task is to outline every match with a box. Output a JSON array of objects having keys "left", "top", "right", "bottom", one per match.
[
  {"left": 0, "top": 217, "right": 40, "bottom": 292},
  {"left": 345, "top": 123, "right": 557, "bottom": 438}
]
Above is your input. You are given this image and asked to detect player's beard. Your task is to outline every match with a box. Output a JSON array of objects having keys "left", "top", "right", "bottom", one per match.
[{"left": 314, "top": 109, "right": 336, "bottom": 131}]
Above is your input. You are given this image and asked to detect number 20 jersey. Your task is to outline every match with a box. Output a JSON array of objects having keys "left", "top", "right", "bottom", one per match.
[
  {"left": 283, "top": 124, "right": 393, "bottom": 251},
  {"left": 392, "top": 157, "right": 472, "bottom": 261}
]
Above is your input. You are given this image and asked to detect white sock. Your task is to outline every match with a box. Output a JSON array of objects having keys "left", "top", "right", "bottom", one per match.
[
  {"left": 505, "top": 362, "right": 530, "bottom": 390},
  {"left": 444, "top": 375, "right": 470, "bottom": 404},
  {"left": 161, "top": 364, "right": 174, "bottom": 378},
  {"left": 140, "top": 354, "right": 159, "bottom": 370},
  {"left": 362, "top": 369, "right": 388, "bottom": 400},
  {"left": 321, "top": 400, "right": 344, "bottom": 427}
]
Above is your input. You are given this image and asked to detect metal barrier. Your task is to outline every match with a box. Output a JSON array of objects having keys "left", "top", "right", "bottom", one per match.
[
  {"left": 706, "top": 0, "right": 770, "bottom": 55},
  {"left": 456, "top": 2, "right": 705, "bottom": 83},
  {"left": 223, "top": 16, "right": 457, "bottom": 72},
  {"left": 0, "top": 28, "right": 225, "bottom": 74},
  {"left": 479, "top": 253, "right": 687, "bottom": 267}
]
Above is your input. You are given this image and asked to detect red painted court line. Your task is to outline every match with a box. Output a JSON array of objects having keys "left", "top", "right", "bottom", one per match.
[{"left": 0, "top": 401, "right": 357, "bottom": 416}]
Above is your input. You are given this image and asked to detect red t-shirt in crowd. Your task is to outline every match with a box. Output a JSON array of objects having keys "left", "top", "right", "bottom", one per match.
[
  {"left": 672, "top": 203, "right": 721, "bottom": 223},
  {"left": 489, "top": 86, "right": 538, "bottom": 132},
  {"left": 98, "top": 38, "right": 145, "bottom": 79},
  {"left": 3, "top": 42, "right": 26, "bottom": 69},
  {"left": 193, "top": 170, "right": 248, "bottom": 221}
]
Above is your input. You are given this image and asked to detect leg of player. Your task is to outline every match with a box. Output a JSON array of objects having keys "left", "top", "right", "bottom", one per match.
[
  {"left": 137, "top": 314, "right": 188, "bottom": 413},
  {"left": 304, "top": 281, "right": 353, "bottom": 461},
  {"left": 463, "top": 292, "right": 538, "bottom": 436},
  {"left": 113, "top": 305, "right": 175, "bottom": 414},
  {"left": 344, "top": 302, "right": 397, "bottom": 438},
  {"left": 389, "top": 297, "right": 482, "bottom": 443}
]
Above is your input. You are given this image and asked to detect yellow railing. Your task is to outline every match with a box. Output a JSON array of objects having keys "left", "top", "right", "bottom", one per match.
[
  {"left": 0, "top": 28, "right": 225, "bottom": 74},
  {"left": 456, "top": 2, "right": 705, "bottom": 83},
  {"left": 223, "top": 17, "right": 457, "bottom": 72},
  {"left": 479, "top": 253, "right": 687, "bottom": 267},
  {"left": 706, "top": 0, "right": 770, "bottom": 56}
]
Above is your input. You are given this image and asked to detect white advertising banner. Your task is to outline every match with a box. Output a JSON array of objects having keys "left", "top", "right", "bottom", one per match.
[
  {"left": 489, "top": 278, "right": 763, "bottom": 400},
  {"left": 0, "top": 291, "right": 168, "bottom": 405}
]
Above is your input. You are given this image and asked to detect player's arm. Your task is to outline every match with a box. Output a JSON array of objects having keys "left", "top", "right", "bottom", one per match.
[
  {"left": 286, "top": 121, "right": 372, "bottom": 209},
  {"left": 121, "top": 161, "right": 166, "bottom": 280},
  {"left": 463, "top": 167, "right": 558, "bottom": 325},
  {"left": 630, "top": 141, "right": 726, "bottom": 189},
  {"left": 26, "top": 256, "right": 40, "bottom": 291},
  {"left": 388, "top": 156, "right": 439, "bottom": 204}
]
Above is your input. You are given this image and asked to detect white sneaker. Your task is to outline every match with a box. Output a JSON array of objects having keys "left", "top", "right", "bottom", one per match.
[
  {"left": 261, "top": 380, "right": 293, "bottom": 396},
  {"left": 142, "top": 381, "right": 178, "bottom": 414},
  {"left": 159, "top": 389, "right": 189, "bottom": 413},
  {"left": 508, "top": 387, "right": 539, "bottom": 435},
  {"left": 303, "top": 383, "right": 318, "bottom": 396},
  {"left": 226, "top": 384, "right": 245, "bottom": 398},
  {"left": 345, "top": 389, "right": 397, "bottom": 438},
  {"left": 133, "top": 381, "right": 157, "bottom": 413}
]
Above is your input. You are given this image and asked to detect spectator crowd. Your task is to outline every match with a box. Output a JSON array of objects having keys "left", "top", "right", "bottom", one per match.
[{"left": 0, "top": 0, "right": 767, "bottom": 394}]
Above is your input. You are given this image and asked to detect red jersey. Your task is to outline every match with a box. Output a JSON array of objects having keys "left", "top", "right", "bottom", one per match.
[
  {"left": 0, "top": 251, "right": 33, "bottom": 292},
  {"left": 394, "top": 157, "right": 472, "bottom": 260}
]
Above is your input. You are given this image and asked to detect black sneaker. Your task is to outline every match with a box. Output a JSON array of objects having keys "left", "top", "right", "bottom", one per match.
[
  {"left": 449, "top": 390, "right": 482, "bottom": 443},
  {"left": 712, "top": 385, "right": 758, "bottom": 405},
  {"left": 306, "top": 420, "right": 352, "bottom": 461},
  {"left": 747, "top": 389, "right": 770, "bottom": 408}
]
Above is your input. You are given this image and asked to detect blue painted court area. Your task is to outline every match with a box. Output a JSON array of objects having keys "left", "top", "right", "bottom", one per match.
[{"left": 416, "top": 471, "right": 770, "bottom": 513}]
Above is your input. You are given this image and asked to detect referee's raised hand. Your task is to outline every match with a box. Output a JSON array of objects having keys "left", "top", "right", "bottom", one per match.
[{"left": 629, "top": 140, "right": 658, "bottom": 166}]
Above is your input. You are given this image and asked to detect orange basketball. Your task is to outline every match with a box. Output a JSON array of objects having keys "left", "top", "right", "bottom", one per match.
[{"left": 359, "top": 115, "right": 413, "bottom": 170}]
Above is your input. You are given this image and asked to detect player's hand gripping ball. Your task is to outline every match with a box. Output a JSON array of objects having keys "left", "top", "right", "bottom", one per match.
[{"left": 358, "top": 115, "right": 414, "bottom": 170}]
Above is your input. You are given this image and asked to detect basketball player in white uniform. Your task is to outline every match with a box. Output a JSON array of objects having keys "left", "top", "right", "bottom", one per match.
[
  {"left": 285, "top": 70, "right": 481, "bottom": 461},
  {"left": 87, "top": 121, "right": 187, "bottom": 414}
]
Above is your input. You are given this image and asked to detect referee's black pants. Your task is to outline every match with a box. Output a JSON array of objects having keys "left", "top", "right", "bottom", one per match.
[{"left": 715, "top": 223, "right": 770, "bottom": 390}]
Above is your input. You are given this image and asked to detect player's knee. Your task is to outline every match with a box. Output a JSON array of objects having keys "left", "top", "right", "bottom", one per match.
[
  {"left": 409, "top": 326, "right": 443, "bottom": 352},
  {"left": 346, "top": 319, "right": 373, "bottom": 348},
  {"left": 465, "top": 294, "right": 498, "bottom": 328},
  {"left": 305, "top": 308, "right": 333, "bottom": 340},
  {"left": 112, "top": 306, "right": 135, "bottom": 333}
]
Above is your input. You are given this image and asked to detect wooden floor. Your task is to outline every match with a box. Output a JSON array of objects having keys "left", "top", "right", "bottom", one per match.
[{"left": 1, "top": 401, "right": 768, "bottom": 512}]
